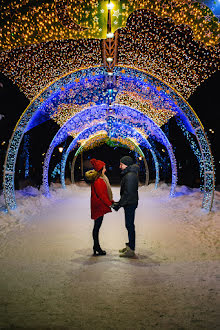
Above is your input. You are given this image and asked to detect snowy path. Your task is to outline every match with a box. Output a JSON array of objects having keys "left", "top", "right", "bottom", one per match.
[{"left": 0, "top": 184, "right": 219, "bottom": 329}]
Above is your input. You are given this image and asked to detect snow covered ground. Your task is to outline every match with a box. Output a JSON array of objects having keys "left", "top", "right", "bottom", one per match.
[{"left": 0, "top": 183, "right": 219, "bottom": 329}]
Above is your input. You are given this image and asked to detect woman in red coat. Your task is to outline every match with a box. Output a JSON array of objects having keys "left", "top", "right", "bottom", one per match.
[{"left": 85, "top": 158, "right": 114, "bottom": 256}]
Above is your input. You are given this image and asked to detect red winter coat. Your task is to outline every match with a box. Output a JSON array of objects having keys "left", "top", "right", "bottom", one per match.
[{"left": 91, "top": 178, "right": 113, "bottom": 220}]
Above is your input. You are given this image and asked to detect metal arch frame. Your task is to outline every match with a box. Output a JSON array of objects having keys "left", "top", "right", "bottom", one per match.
[
  {"left": 114, "top": 65, "right": 215, "bottom": 210},
  {"left": 67, "top": 129, "right": 159, "bottom": 188},
  {"left": 101, "top": 31, "right": 119, "bottom": 74},
  {"left": 43, "top": 120, "right": 158, "bottom": 196},
  {"left": 41, "top": 104, "right": 109, "bottom": 196},
  {"left": 68, "top": 129, "right": 160, "bottom": 189},
  {"left": 43, "top": 104, "right": 172, "bottom": 197},
  {"left": 101, "top": 1, "right": 118, "bottom": 74},
  {"left": 3, "top": 66, "right": 104, "bottom": 209},
  {"left": 3, "top": 66, "right": 214, "bottom": 211},
  {"left": 68, "top": 133, "right": 149, "bottom": 185},
  {"left": 175, "top": 116, "right": 204, "bottom": 190},
  {"left": 43, "top": 113, "right": 174, "bottom": 197},
  {"left": 106, "top": 105, "right": 177, "bottom": 196}
]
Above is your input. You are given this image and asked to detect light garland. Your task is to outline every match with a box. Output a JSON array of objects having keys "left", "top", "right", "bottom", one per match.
[
  {"left": 41, "top": 104, "right": 108, "bottom": 196},
  {"left": 114, "top": 90, "right": 177, "bottom": 127},
  {"left": 2, "top": 66, "right": 215, "bottom": 211},
  {"left": 0, "top": 39, "right": 103, "bottom": 99},
  {"left": 20, "top": 133, "right": 30, "bottom": 179},
  {"left": 44, "top": 106, "right": 175, "bottom": 196},
  {"left": 117, "top": 9, "right": 220, "bottom": 99},
  {"left": 106, "top": 110, "right": 177, "bottom": 196},
  {"left": 176, "top": 117, "right": 204, "bottom": 190},
  {"left": 63, "top": 124, "right": 160, "bottom": 189},
  {"left": 60, "top": 123, "right": 109, "bottom": 195},
  {"left": 68, "top": 132, "right": 150, "bottom": 185},
  {"left": 77, "top": 131, "right": 109, "bottom": 152},
  {"left": 51, "top": 162, "right": 61, "bottom": 179},
  {"left": 0, "top": 0, "right": 219, "bottom": 51},
  {"left": 36, "top": 67, "right": 181, "bottom": 131},
  {"left": 0, "top": 5, "right": 219, "bottom": 100}
]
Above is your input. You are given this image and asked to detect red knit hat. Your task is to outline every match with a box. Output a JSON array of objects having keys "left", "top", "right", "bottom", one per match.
[{"left": 90, "top": 158, "right": 105, "bottom": 172}]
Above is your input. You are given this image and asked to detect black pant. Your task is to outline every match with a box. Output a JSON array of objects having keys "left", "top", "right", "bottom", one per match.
[
  {"left": 93, "top": 216, "right": 103, "bottom": 249},
  {"left": 124, "top": 204, "right": 137, "bottom": 251}
]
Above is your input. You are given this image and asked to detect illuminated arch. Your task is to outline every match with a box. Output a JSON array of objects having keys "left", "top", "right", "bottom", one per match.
[
  {"left": 3, "top": 66, "right": 214, "bottom": 211},
  {"left": 176, "top": 117, "right": 204, "bottom": 190},
  {"left": 42, "top": 110, "right": 176, "bottom": 197},
  {"left": 67, "top": 132, "right": 149, "bottom": 185},
  {"left": 62, "top": 130, "right": 159, "bottom": 188}
]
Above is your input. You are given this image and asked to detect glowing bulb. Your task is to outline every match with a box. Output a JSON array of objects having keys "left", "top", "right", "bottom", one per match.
[
  {"left": 107, "top": 72, "right": 113, "bottom": 76},
  {"left": 107, "top": 2, "right": 114, "bottom": 10},
  {"left": 107, "top": 57, "right": 113, "bottom": 62},
  {"left": 106, "top": 32, "right": 114, "bottom": 38},
  {"left": 58, "top": 147, "right": 63, "bottom": 153}
]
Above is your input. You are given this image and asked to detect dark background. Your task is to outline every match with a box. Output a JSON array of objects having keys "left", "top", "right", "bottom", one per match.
[{"left": 0, "top": 70, "right": 219, "bottom": 189}]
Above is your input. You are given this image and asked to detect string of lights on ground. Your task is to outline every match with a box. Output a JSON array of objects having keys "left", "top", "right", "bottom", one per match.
[{"left": 1, "top": 1, "right": 218, "bottom": 212}]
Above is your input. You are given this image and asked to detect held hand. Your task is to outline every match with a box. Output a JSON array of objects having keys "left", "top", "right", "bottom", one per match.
[{"left": 111, "top": 202, "right": 120, "bottom": 211}]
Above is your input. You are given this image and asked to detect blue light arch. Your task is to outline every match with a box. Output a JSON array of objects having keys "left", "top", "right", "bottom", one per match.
[
  {"left": 3, "top": 66, "right": 215, "bottom": 211},
  {"left": 41, "top": 107, "right": 177, "bottom": 197},
  {"left": 61, "top": 125, "right": 160, "bottom": 189}
]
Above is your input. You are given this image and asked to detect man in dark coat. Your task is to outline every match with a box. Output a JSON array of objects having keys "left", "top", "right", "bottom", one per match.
[{"left": 112, "top": 156, "right": 139, "bottom": 257}]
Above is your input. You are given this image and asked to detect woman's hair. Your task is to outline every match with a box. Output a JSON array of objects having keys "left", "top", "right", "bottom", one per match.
[{"left": 95, "top": 168, "right": 103, "bottom": 180}]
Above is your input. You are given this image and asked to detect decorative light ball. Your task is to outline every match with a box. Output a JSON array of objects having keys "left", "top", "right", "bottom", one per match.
[
  {"left": 58, "top": 147, "right": 63, "bottom": 153},
  {"left": 107, "top": 2, "right": 114, "bottom": 10},
  {"left": 106, "top": 32, "right": 114, "bottom": 38}
]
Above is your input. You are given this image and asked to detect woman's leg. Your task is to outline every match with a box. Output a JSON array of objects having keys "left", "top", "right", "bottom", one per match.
[{"left": 92, "top": 216, "right": 103, "bottom": 250}]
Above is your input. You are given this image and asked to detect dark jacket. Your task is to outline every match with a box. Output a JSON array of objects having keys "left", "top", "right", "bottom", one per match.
[{"left": 118, "top": 164, "right": 139, "bottom": 207}]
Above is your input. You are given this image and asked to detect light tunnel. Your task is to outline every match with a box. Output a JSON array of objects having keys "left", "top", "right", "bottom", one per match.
[
  {"left": 51, "top": 122, "right": 161, "bottom": 191},
  {"left": 64, "top": 129, "right": 159, "bottom": 189},
  {"left": 67, "top": 132, "right": 151, "bottom": 186},
  {"left": 3, "top": 66, "right": 215, "bottom": 211},
  {"left": 41, "top": 105, "right": 177, "bottom": 197}
]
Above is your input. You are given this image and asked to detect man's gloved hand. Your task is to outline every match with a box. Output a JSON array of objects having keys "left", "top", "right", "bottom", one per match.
[{"left": 111, "top": 202, "right": 120, "bottom": 211}]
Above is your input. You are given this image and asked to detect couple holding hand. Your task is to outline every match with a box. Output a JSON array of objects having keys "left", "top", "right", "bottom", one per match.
[{"left": 85, "top": 156, "right": 139, "bottom": 258}]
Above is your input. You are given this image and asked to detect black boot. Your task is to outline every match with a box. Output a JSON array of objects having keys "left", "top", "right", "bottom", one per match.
[
  {"left": 93, "top": 216, "right": 106, "bottom": 256},
  {"left": 93, "top": 246, "right": 106, "bottom": 256}
]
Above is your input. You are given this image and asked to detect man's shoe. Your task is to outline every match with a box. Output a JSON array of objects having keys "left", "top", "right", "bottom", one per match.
[
  {"left": 119, "top": 246, "right": 135, "bottom": 258},
  {"left": 119, "top": 243, "right": 129, "bottom": 253},
  {"left": 119, "top": 247, "right": 127, "bottom": 253}
]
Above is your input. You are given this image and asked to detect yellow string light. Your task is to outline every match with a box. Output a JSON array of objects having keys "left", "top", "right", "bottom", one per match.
[
  {"left": 0, "top": 0, "right": 219, "bottom": 51},
  {"left": 0, "top": 2, "right": 219, "bottom": 100}
]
